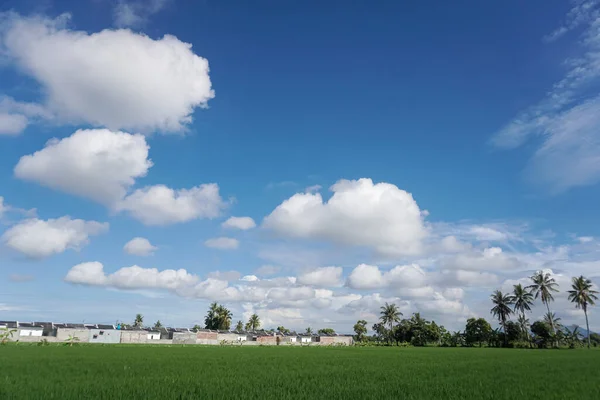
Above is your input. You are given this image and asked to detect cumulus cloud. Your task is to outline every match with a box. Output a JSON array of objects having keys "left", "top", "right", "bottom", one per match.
[
  {"left": 346, "top": 263, "right": 428, "bottom": 291},
  {"left": 14, "top": 129, "right": 226, "bottom": 225},
  {"left": 1, "top": 217, "right": 108, "bottom": 258},
  {"left": 1, "top": 13, "right": 214, "bottom": 133},
  {"left": 123, "top": 237, "right": 157, "bottom": 256},
  {"left": 440, "top": 247, "right": 521, "bottom": 271},
  {"left": 116, "top": 184, "right": 226, "bottom": 225},
  {"left": 204, "top": 237, "right": 239, "bottom": 250},
  {"left": 222, "top": 216, "right": 256, "bottom": 230},
  {"left": 264, "top": 178, "right": 427, "bottom": 256},
  {"left": 14, "top": 129, "right": 151, "bottom": 204},
  {"left": 0, "top": 113, "right": 27, "bottom": 135},
  {"left": 296, "top": 266, "right": 343, "bottom": 287},
  {"left": 255, "top": 265, "right": 281, "bottom": 276}
]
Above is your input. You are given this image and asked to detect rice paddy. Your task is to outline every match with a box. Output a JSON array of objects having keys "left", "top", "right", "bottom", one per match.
[{"left": 1, "top": 345, "right": 599, "bottom": 399}]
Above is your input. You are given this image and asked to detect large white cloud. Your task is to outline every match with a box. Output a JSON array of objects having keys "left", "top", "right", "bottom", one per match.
[
  {"left": 296, "top": 266, "right": 343, "bottom": 287},
  {"left": 346, "top": 263, "right": 428, "bottom": 290},
  {"left": 123, "top": 237, "right": 157, "bottom": 256},
  {"left": 14, "top": 129, "right": 152, "bottom": 205},
  {"left": 116, "top": 184, "right": 226, "bottom": 225},
  {"left": 1, "top": 13, "right": 214, "bottom": 133},
  {"left": 2, "top": 217, "right": 108, "bottom": 258},
  {"left": 263, "top": 178, "right": 427, "bottom": 256}
]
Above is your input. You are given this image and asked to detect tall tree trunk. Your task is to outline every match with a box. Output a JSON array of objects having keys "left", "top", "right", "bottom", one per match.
[
  {"left": 584, "top": 305, "right": 591, "bottom": 349},
  {"left": 502, "top": 317, "right": 507, "bottom": 347},
  {"left": 522, "top": 311, "right": 531, "bottom": 348},
  {"left": 545, "top": 301, "right": 557, "bottom": 347}
]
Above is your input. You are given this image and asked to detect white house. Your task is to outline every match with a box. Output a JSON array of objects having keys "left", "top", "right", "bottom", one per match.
[
  {"left": 17, "top": 323, "right": 43, "bottom": 337},
  {"left": 147, "top": 331, "right": 161, "bottom": 340}
]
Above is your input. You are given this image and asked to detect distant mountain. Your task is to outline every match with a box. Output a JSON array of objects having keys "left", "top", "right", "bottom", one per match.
[{"left": 566, "top": 325, "right": 597, "bottom": 337}]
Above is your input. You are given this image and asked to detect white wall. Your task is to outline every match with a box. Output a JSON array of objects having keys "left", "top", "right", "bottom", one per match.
[
  {"left": 301, "top": 337, "right": 311, "bottom": 343},
  {"left": 147, "top": 333, "right": 160, "bottom": 340},
  {"left": 19, "top": 329, "right": 43, "bottom": 337}
]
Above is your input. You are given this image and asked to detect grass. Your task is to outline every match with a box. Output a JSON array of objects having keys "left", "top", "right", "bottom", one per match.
[{"left": 1, "top": 345, "right": 599, "bottom": 399}]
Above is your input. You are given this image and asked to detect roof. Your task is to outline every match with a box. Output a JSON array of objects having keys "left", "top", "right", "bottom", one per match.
[
  {"left": 0, "top": 321, "right": 18, "bottom": 328},
  {"left": 97, "top": 324, "right": 115, "bottom": 330},
  {"left": 18, "top": 322, "right": 43, "bottom": 328}
]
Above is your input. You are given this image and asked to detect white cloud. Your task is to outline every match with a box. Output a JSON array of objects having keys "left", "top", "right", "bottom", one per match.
[
  {"left": 0, "top": 113, "right": 27, "bottom": 135},
  {"left": 264, "top": 178, "right": 427, "bottom": 256},
  {"left": 1, "top": 13, "right": 214, "bottom": 133},
  {"left": 123, "top": 237, "right": 157, "bottom": 256},
  {"left": 204, "top": 237, "right": 239, "bottom": 250},
  {"left": 65, "top": 262, "right": 198, "bottom": 289},
  {"left": 346, "top": 263, "right": 428, "bottom": 291},
  {"left": 1, "top": 217, "right": 108, "bottom": 258},
  {"left": 113, "top": 0, "right": 169, "bottom": 28},
  {"left": 14, "top": 129, "right": 152, "bottom": 205},
  {"left": 222, "top": 216, "right": 256, "bottom": 230},
  {"left": 467, "top": 226, "right": 508, "bottom": 241},
  {"left": 116, "top": 184, "right": 226, "bottom": 225},
  {"left": 0, "top": 196, "right": 7, "bottom": 218},
  {"left": 436, "top": 269, "right": 499, "bottom": 287},
  {"left": 491, "top": 2, "right": 600, "bottom": 192},
  {"left": 296, "top": 266, "right": 343, "bottom": 287},
  {"left": 440, "top": 247, "right": 521, "bottom": 271}
]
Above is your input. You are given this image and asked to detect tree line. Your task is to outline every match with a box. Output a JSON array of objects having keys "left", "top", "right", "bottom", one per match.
[{"left": 354, "top": 272, "right": 598, "bottom": 349}]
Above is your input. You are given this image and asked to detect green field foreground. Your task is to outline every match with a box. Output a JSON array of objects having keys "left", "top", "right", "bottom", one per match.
[{"left": 2, "top": 346, "right": 599, "bottom": 399}]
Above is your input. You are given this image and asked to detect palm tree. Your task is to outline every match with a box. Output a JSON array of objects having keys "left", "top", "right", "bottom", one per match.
[
  {"left": 305, "top": 327, "right": 313, "bottom": 335},
  {"left": 153, "top": 320, "right": 163, "bottom": 330},
  {"left": 205, "top": 302, "right": 219, "bottom": 329},
  {"left": 527, "top": 271, "right": 559, "bottom": 344},
  {"left": 512, "top": 284, "right": 534, "bottom": 342},
  {"left": 568, "top": 275, "right": 599, "bottom": 349},
  {"left": 134, "top": 314, "right": 144, "bottom": 329},
  {"left": 543, "top": 312, "right": 562, "bottom": 331},
  {"left": 235, "top": 320, "right": 244, "bottom": 332},
  {"left": 516, "top": 314, "right": 530, "bottom": 343},
  {"left": 245, "top": 314, "right": 261, "bottom": 331},
  {"left": 490, "top": 290, "right": 513, "bottom": 344},
  {"left": 380, "top": 302, "right": 402, "bottom": 344},
  {"left": 216, "top": 305, "right": 233, "bottom": 330}
]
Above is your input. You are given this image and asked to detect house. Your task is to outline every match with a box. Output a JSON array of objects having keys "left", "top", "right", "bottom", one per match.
[
  {"left": 17, "top": 322, "right": 44, "bottom": 337},
  {"left": 89, "top": 328, "right": 121, "bottom": 344},
  {"left": 318, "top": 334, "right": 354, "bottom": 346},
  {"left": 120, "top": 330, "right": 147, "bottom": 344},
  {"left": 195, "top": 329, "right": 218, "bottom": 344},
  {"left": 0, "top": 321, "right": 18, "bottom": 329},
  {"left": 56, "top": 326, "right": 90, "bottom": 343},
  {"left": 216, "top": 331, "right": 239, "bottom": 343},
  {"left": 143, "top": 329, "right": 161, "bottom": 340}
]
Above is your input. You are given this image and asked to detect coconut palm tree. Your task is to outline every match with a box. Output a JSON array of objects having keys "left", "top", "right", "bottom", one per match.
[
  {"left": 527, "top": 271, "right": 559, "bottom": 344},
  {"left": 245, "top": 314, "right": 261, "bottom": 331},
  {"left": 235, "top": 320, "right": 244, "bottom": 332},
  {"left": 512, "top": 284, "right": 534, "bottom": 341},
  {"left": 153, "top": 320, "right": 163, "bottom": 330},
  {"left": 568, "top": 275, "right": 599, "bottom": 349},
  {"left": 305, "top": 327, "right": 313, "bottom": 335},
  {"left": 380, "top": 302, "right": 402, "bottom": 344},
  {"left": 543, "top": 312, "right": 562, "bottom": 331},
  {"left": 516, "top": 314, "right": 530, "bottom": 343},
  {"left": 216, "top": 305, "right": 233, "bottom": 330},
  {"left": 134, "top": 314, "right": 144, "bottom": 329},
  {"left": 490, "top": 290, "right": 513, "bottom": 345}
]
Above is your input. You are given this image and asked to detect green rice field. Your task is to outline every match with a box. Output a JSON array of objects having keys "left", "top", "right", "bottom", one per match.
[{"left": 1, "top": 345, "right": 599, "bottom": 399}]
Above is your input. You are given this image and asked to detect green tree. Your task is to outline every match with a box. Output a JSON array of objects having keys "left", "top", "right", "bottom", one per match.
[
  {"left": 305, "top": 327, "right": 313, "bottom": 335},
  {"left": 512, "top": 283, "right": 534, "bottom": 341},
  {"left": 564, "top": 326, "right": 583, "bottom": 349},
  {"left": 530, "top": 320, "right": 552, "bottom": 348},
  {"left": 380, "top": 302, "right": 402, "bottom": 344},
  {"left": 527, "top": 271, "right": 559, "bottom": 345},
  {"left": 353, "top": 320, "right": 368, "bottom": 342},
  {"left": 567, "top": 275, "right": 598, "bottom": 349},
  {"left": 204, "top": 303, "right": 233, "bottom": 330},
  {"left": 235, "top": 320, "right": 244, "bottom": 332},
  {"left": 318, "top": 328, "right": 335, "bottom": 335},
  {"left": 464, "top": 318, "right": 492, "bottom": 347},
  {"left": 277, "top": 326, "right": 290, "bottom": 335},
  {"left": 245, "top": 314, "right": 261, "bottom": 331},
  {"left": 134, "top": 314, "right": 144, "bottom": 329},
  {"left": 490, "top": 290, "right": 513, "bottom": 345},
  {"left": 204, "top": 302, "right": 220, "bottom": 329},
  {"left": 543, "top": 312, "right": 562, "bottom": 331},
  {"left": 153, "top": 320, "right": 163, "bottom": 330}
]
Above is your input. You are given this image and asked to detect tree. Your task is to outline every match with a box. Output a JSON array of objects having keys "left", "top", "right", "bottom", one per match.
[
  {"left": 512, "top": 283, "right": 534, "bottom": 342},
  {"left": 490, "top": 290, "right": 513, "bottom": 345},
  {"left": 464, "top": 318, "right": 492, "bottom": 347},
  {"left": 153, "top": 320, "right": 163, "bottom": 330},
  {"left": 318, "top": 328, "right": 335, "bottom": 335},
  {"left": 245, "top": 314, "right": 261, "bottom": 331},
  {"left": 371, "top": 323, "right": 386, "bottom": 343},
  {"left": 277, "top": 326, "right": 290, "bottom": 335},
  {"left": 516, "top": 314, "right": 530, "bottom": 343},
  {"left": 235, "top": 320, "right": 244, "bottom": 332},
  {"left": 305, "top": 327, "right": 313, "bottom": 335},
  {"left": 543, "top": 312, "right": 562, "bottom": 331},
  {"left": 564, "top": 326, "right": 583, "bottom": 349},
  {"left": 134, "top": 314, "right": 144, "bottom": 329},
  {"left": 504, "top": 321, "right": 521, "bottom": 344},
  {"left": 527, "top": 271, "right": 559, "bottom": 345},
  {"left": 567, "top": 275, "right": 598, "bottom": 349},
  {"left": 380, "top": 302, "right": 402, "bottom": 344},
  {"left": 353, "top": 320, "right": 368, "bottom": 342},
  {"left": 530, "top": 321, "right": 552, "bottom": 348},
  {"left": 204, "top": 303, "right": 233, "bottom": 330}
]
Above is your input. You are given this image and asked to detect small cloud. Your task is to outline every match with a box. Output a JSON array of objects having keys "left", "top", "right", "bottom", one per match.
[
  {"left": 222, "top": 216, "right": 256, "bottom": 230},
  {"left": 123, "top": 237, "right": 157, "bottom": 256},
  {"left": 9, "top": 274, "right": 35, "bottom": 282},
  {"left": 113, "top": 0, "right": 170, "bottom": 28},
  {"left": 305, "top": 185, "right": 322, "bottom": 193},
  {"left": 577, "top": 236, "right": 594, "bottom": 243},
  {"left": 204, "top": 237, "right": 239, "bottom": 250}
]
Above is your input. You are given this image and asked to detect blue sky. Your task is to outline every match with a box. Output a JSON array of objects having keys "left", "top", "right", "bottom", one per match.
[{"left": 1, "top": 0, "right": 599, "bottom": 332}]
